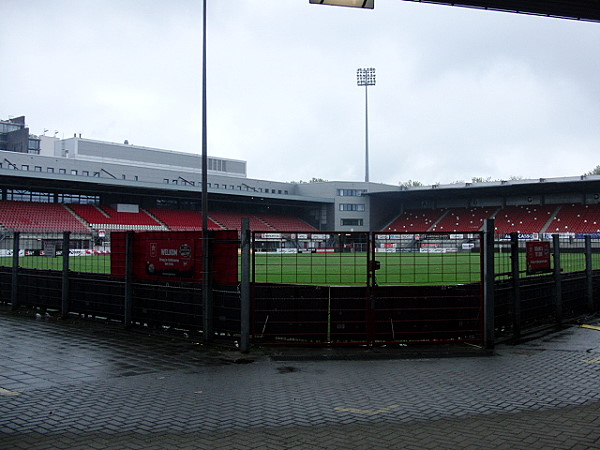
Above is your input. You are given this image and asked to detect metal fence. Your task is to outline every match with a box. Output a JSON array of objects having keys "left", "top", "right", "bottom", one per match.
[
  {"left": 251, "top": 231, "right": 485, "bottom": 345},
  {"left": 0, "top": 231, "right": 240, "bottom": 340},
  {"left": 493, "top": 233, "right": 600, "bottom": 341},
  {"left": 2, "top": 226, "right": 600, "bottom": 348},
  {"left": 251, "top": 231, "right": 483, "bottom": 286}
]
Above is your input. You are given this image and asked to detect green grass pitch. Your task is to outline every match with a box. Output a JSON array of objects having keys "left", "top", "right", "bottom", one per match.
[{"left": 1, "top": 251, "right": 596, "bottom": 286}]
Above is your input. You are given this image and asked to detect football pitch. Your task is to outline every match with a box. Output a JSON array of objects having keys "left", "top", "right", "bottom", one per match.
[{"left": 2, "top": 251, "right": 595, "bottom": 286}]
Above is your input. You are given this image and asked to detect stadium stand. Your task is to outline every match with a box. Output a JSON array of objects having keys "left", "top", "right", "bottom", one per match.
[
  {"left": 429, "top": 207, "right": 498, "bottom": 232},
  {"left": 0, "top": 201, "right": 91, "bottom": 233},
  {"left": 6, "top": 200, "right": 600, "bottom": 236},
  {"left": 546, "top": 204, "right": 600, "bottom": 233},
  {"left": 493, "top": 205, "right": 558, "bottom": 234},
  {"left": 68, "top": 204, "right": 165, "bottom": 230},
  {"left": 255, "top": 214, "right": 318, "bottom": 232},
  {"left": 147, "top": 208, "right": 222, "bottom": 231},
  {"left": 209, "top": 211, "right": 276, "bottom": 231},
  {"left": 384, "top": 209, "right": 445, "bottom": 232}
]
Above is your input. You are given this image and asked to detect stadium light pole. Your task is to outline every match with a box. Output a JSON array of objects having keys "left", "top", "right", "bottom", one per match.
[
  {"left": 357, "top": 67, "right": 375, "bottom": 183},
  {"left": 201, "top": 0, "right": 211, "bottom": 342}
]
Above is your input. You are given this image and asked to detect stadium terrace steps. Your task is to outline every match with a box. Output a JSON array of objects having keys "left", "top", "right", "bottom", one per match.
[
  {"left": 546, "top": 204, "right": 600, "bottom": 233},
  {"left": 429, "top": 207, "right": 497, "bottom": 233},
  {"left": 4, "top": 202, "right": 600, "bottom": 235},
  {"left": 385, "top": 204, "right": 597, "bottom": 235},
  {"left": 0, "top": 201, "right": 92, "bottom": 233},
  {"left": 255, "top": 214, "right": 318, "bottom": 232},
  {"left": 209, "top": 211, "right": 275, "bottom": 231},
  {"left": 493, "top": 205, "right": 559, "bottom": 234},
  {"left": 147, "top": 208, "right": 222, "bottom": 231},
  {"left": 64, "top": 204, "right": 96, "bottom": 231},
  {"left": 384, "top": 209, "right": 445, "bottom": 232},
  {"left": 68, "top": 204, "right": 165, "bottom": 230}
]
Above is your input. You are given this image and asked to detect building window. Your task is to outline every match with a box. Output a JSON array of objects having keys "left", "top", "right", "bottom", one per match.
[
  {"left": 7, "top": 190, "right": 51, "bottom": 203},
  {"left": 122, "top": 174, "right": 126, "bottom": 179},
  {"left": 82, "top": 170, "right": 89, "bottom": 176},
  {"left": 28, "top": 139, "right": 40, "bottom": 150},
  {"left": 70, "top": 169, "right": 77, "bottom": 175},
  {"left": 134, "top": 175, "right": 138, "bottom": 181},
  {"left": 47, "top": 167, "right": 54, "bottom": 173},
  {"left": 337, "top": 189, "right": 367, "bottom": 197},
  {"left": 34, "top": 166, "right": 42, "bottom": 172},
  {"left": 21, "top": 165, "right": 29, "bottom": 171},
  {"left": 93, "top": 171, "right": 100, "bottom": 177},
  {"left": 59, "top": 169, "right": 66, "bottom": 174},
  {"left": 341, "top": 218, "right": 363, "bottom": 226},
  {"left": 58, "top": 194, "right": 99, "bottom": 205},
  {"left": 339, "top": 203, "right": 365, "bottom": 211},
  {"left": 163, "top": 179, "right": 169, "bottom": 184}
]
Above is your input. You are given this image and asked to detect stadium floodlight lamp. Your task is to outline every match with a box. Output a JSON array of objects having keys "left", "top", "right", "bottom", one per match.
[
  {"left": 357, "top": 67, "right": 376, "bottom": 182},
  {"left": 357, "top": 67, "right": 376, "bottom": 86},
  {"left": 309, "top": 0, "right": 374, "bottom": 9}
]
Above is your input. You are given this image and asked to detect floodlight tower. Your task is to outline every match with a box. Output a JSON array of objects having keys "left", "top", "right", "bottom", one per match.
[{"left": 357, "top": 67, "right": 375, "bottom": 183}]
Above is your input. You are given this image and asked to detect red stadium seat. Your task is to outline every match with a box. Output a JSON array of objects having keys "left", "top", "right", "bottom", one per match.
[{"left": 0, "top": 201, "right": 91, "bottom": 233}]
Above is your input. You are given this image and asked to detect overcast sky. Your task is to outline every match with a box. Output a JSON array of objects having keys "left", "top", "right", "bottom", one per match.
[{"left": 2, "top": 1, "right": 599, "bottom": 186}]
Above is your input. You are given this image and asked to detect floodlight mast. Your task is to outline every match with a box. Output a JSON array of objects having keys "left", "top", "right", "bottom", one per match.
[
  {"left": 201, "top": 0, "right": 211, "bottom": 342},
  {"left": 357, "top": 68, "right": 375, "bottom": 183}
]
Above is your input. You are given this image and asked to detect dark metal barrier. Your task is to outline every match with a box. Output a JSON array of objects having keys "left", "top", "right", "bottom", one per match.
[
  {"left": 250, "top": 231, "right": 485, "bottom": 346},
  {"left": 373, "top": 284, "right": 482, "bottom": 344},
  {"left": 2, "top": 228, "right": 600, "bottom": 348},
  {"left": 251, "top": 283, "right": 483, "bottom": 345}
]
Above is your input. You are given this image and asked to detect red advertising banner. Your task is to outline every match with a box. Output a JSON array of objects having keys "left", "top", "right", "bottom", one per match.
[
  {"left": 145, "top": 239, "right": 194, "bottom": 277},
  {"left": 526, "top": 241, "right": 551, "bottom": 274},
  {"left": 111, "top": 230, "right": 238, "bottom": 285}
]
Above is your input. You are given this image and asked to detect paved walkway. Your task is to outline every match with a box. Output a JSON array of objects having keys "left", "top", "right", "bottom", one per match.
[{"left": 1, "top": 309, "right": 599, "bottom": 449}]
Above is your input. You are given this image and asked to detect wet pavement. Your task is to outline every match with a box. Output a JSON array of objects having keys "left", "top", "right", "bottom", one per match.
[{"left": 1, "top": 307, "right": 599, "bottom": 449}]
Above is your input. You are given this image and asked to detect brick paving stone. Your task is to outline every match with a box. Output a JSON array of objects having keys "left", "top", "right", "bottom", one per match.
[{"left": 1, "top": 311, "right": 600, "bottom": 448}]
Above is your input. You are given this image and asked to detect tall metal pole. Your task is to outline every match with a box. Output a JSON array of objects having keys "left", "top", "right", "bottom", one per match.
[
  {"left": 364, "top": 83, "right": 369, "bottom": 183},
  {"left": 357, "top": 68, "right": 375, "bottom": 183},
  {"left": 202, "top": 0, "right": 212, "bottom": 341}
]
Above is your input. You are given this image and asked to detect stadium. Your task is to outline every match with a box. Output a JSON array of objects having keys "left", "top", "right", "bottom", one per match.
[
  {"left": 2, "top": 115, "right": 600, "bottom": 251},
  {"left": 1, "top": 113, "right": 599, "bottom": 348}
]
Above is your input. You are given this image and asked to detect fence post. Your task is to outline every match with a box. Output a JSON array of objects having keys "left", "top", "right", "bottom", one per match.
[
  {"left": 124, "top": 230, "right": 134, "bottom": 327},
  {"left": 10, "top": 232, "right": 19, "bottom": 311},
  {"left": 61, "top": 232, "right": 71, "bottom": 319},
  {"left": 552, "top": 234, "right": 562, "bottom": 328},
  {"left": 510, "top": 232, "right": 521, "bottom": 341},
  {"left": 240, "top": 218, "right": 251, "bottom": 352},
  {"left": 203, "top": 230, "right": 214, "bottom": 342},
  {"left": 585, "top": 235, "right": 594, "bottom": 313},
  {"left": 483, "top": 219, "right": 495, "bottom": 349}
]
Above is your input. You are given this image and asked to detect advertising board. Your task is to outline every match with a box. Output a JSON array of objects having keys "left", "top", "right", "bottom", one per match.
[
  {"left": 111, "top": 230, "right": 238, "bottom": 285},
  {"left": 526, "top": 241, "right": 552, "bottom": 274},
  {"left": 145, "top": 239, "right": 194, "bottom": 277}
]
